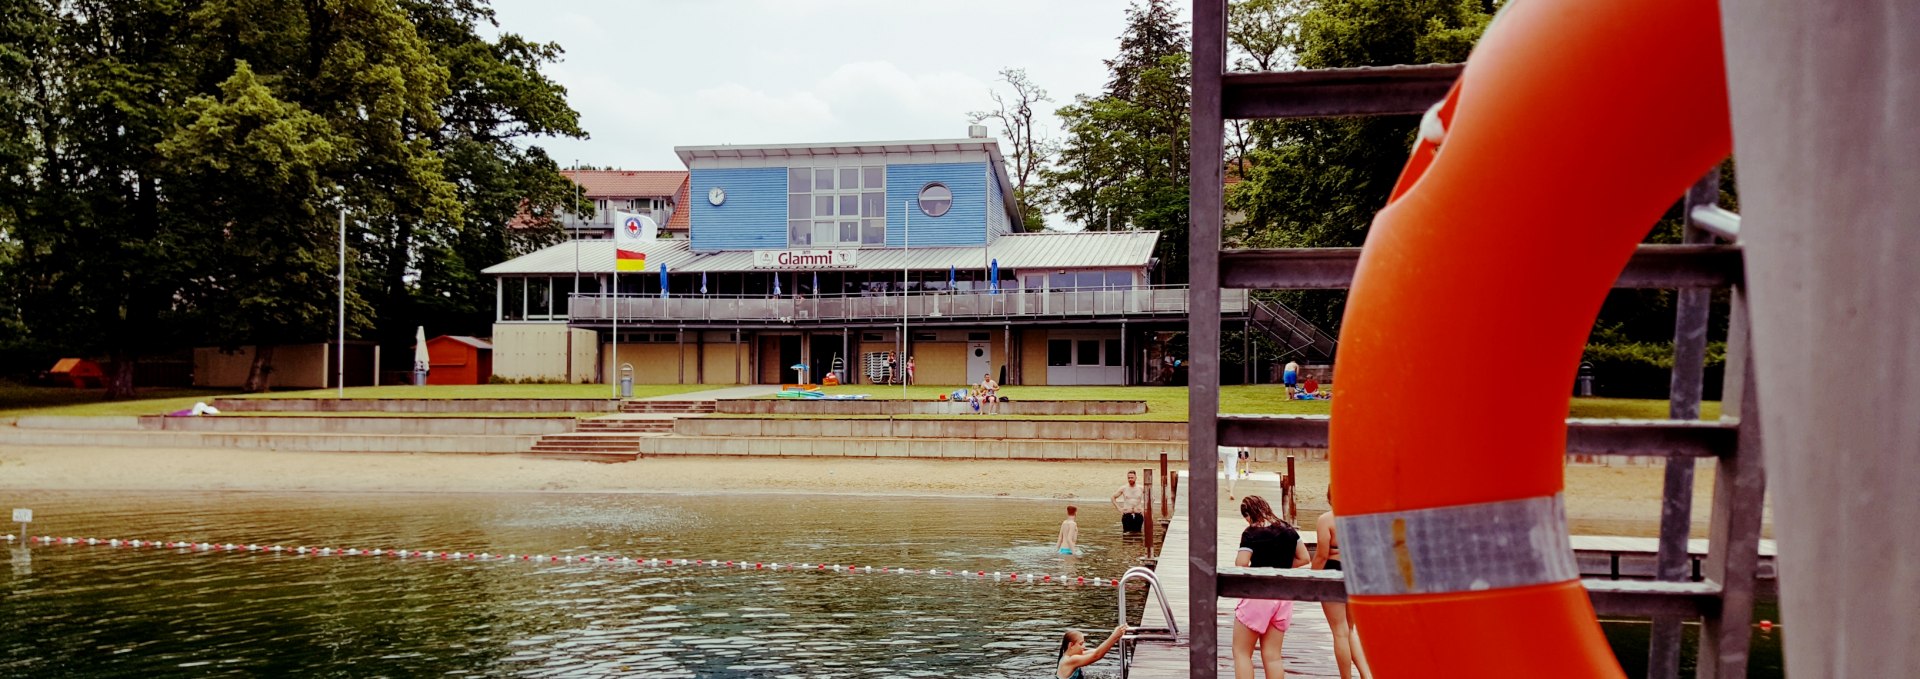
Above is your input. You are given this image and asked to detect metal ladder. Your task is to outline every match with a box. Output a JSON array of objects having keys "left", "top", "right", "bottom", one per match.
[{"left": 1116, "top": 566, "right": 1180, "bottom": 679}]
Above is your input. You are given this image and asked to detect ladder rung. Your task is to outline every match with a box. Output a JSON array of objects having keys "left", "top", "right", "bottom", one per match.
[
  {"left": 1218, "top": 415, "right": 1736, "bottom": 458},
  {"left": 1218, "top": 244, "right": 1744, "bottom": 290},
  {"left": 1222, "top": 64, "right": 1463, "bottom": 119},
  {"left": 1217, "top": 567, "right": 1724, "bottom": 617}
]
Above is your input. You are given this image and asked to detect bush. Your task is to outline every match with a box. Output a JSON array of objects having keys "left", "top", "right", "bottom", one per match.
[{"left": 1582, "top": 341, "right": 1725, "bottom": 400}]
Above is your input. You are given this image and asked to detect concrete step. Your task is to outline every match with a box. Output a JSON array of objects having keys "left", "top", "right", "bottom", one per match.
[
  {"left": 618, "top": 401, "right": 716, "bottom": 414},
  {"left": 576, "top": 420, "right": 676, "bottom": 433},
  {"left": 519, "top": 450, "right": 640, "bottom": 463},
  {"left": 633, "top": 435, "right": 1197, "bottom": 461},
  {"left": 0, "top": 428, "right": 534, "bottom": 454}
]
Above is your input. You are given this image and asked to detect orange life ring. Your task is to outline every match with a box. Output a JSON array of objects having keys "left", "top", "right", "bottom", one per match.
[{"left": 1327, "top": 0, "right": 1730, "bottom": 676}]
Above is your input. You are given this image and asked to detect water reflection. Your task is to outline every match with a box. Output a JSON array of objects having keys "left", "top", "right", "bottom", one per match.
[{"left": 0, "top": 491, "right": 1149, "bottom": 677}]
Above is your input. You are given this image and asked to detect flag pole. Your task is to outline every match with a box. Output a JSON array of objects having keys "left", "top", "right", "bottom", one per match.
[
  {"left": 611, "top": 215, "right": 620, "bottom": 400},
  {"left": 902, "top": 199, "right": 909, "bottom": 399},
  {"left": 569, "top": 163, "right": 579, "bottom": 384},
  {"left": 337, "top": 204, "right": 346, "bottom": 398}
]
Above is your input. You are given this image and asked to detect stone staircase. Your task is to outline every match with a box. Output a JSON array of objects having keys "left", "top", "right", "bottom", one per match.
[
  {"left": 619, "top": 400, "right": 717, "bottom": 414},
  {"left": 526, "top": 408, "right": 696, "bottom": 462}
]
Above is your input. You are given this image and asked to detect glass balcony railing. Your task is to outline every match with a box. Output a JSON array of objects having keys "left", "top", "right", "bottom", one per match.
[{"left": 561, "top": 286, "right": 1246, "bottom": 324}]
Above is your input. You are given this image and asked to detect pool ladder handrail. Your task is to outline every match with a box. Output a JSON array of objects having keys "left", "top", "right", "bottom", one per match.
[{"left": 1117, "top": 566, "right": 1180, "bottom": 679}]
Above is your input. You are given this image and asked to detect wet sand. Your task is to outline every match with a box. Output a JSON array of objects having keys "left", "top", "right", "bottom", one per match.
[{"left": 0, "top": 446, "right": 1734, "bottom": 537}]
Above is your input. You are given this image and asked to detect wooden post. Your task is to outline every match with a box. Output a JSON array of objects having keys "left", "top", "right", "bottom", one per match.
[
  {"left": 1159, "top": 452, "right": 1170, "bottom": 516},
  {"left": 1284, "top": 454, "right": 1298, "bottom": 524},
  {"left": 1143, "top": 468, "right": 1157, "bottom": 559}
]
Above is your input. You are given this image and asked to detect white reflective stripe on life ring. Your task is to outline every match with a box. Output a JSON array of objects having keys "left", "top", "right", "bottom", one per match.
[{"left": 1340, "top": 493, "right": 1578, "bottom": 597}]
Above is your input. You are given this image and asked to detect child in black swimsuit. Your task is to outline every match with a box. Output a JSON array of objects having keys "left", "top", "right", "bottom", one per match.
[{"left": 1315, "top": 487, "right": 1371, "bottom": 678}]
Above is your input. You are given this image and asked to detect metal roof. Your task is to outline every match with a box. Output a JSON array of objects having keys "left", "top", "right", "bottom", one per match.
[{"left": 481, "top": 230, "right": 1161, "bottom": 276}]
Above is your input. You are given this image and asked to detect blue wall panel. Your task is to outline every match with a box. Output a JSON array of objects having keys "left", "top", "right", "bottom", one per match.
[
  {"left": 887, "top": 162, "right": 988, "bottom": 248},
  {"left": 689, "top": 167, "right": 788, "bottom": 252},
  {"left": 985, "top": 167, "right": 1012, "bottom": 237}
]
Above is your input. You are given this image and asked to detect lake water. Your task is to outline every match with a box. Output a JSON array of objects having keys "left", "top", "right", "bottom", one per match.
[
  {"left": 0, "top": 490, "right": 1781, "bottom": 678},
  {"left": 1, "top": 490, "right": 1153, "bottom": 678}
]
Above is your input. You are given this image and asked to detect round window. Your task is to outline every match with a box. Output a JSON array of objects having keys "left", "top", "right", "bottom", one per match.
[{"left": 917, "top": 183, "right": 952, "bottom": 218}]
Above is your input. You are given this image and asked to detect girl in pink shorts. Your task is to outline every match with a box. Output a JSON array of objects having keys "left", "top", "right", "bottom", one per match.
[{"left": 1231, "top": 495, "right": 1309, "bottom": 679}]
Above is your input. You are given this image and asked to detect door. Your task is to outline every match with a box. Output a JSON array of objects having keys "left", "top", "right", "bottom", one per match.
[
  {"left": 779, "top": 336, "right": 803, "bottom": 384},
  {"left": 966, "top": 342, "right": 991, "bottom": 384}
]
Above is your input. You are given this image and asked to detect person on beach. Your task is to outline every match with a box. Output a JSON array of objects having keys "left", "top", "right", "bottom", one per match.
[
  {"left": 1218, "top": 445, "right": 1240, "bottom": 501},
  {"left": 1055, "top": 624, "right": 1128, "bottom": 679},
  {"left": 886, "top": 353, "right": 898, "bottom": 385},
  {"left": 1058, "top": 505, "right": 1079, "bottom": 555},
  {"left": 1111, "top": 471, "right": 1146, "bottom": 533},
  {"left": 907, "top": 355, "right": 917, "bottom": 385},
  {"left": 980, "top": 372, "right": 999, "bottom": 413},
  {"left": 1283, "top": 360, "right": 1300, "bottom": 388},
  {"left": 1314, "top": 488, "right": 1373, "bottom": 679},
  {"left": 1233, "top": 495, "right": 1310, "bottom": 679}
]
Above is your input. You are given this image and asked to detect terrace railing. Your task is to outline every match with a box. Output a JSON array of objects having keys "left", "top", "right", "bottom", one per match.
[{"left": 564, "top": 285, "right": 1248, "bottom": 324}]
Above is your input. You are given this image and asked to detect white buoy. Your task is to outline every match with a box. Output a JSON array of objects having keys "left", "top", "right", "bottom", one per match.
[{"left": 270, "top": 545, "right": 284, "bottom": 552}]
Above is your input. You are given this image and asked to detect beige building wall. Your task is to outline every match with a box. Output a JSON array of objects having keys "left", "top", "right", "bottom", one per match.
[
  {"left": 698, "top": 342, "right": 749, "bottom": 384},
  {"left": 193, "top": 345, "right": 330, "bottom": 389},
  {"left": 604, "top": 343, "right": 701, "bottom": 384},
  {"left": 491, "top": 323, "right": 598, "bottom": 383},
  {"left": 1020, "top": 329, "right": 1050, "bottom": 386}
]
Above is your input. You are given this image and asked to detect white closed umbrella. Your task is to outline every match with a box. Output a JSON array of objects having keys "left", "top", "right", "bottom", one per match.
[{"left": 413, "top": 326, "right": 430, "bottom": 385}]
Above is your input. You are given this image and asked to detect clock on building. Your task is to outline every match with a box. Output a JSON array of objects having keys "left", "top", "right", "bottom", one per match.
[{"left": 708, "top": 187, "right": 726, "bottom": 206}]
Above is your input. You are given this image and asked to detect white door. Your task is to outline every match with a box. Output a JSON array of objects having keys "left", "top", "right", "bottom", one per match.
[{"left": 967, "top": 342, "right": 991, "bottom": 382}]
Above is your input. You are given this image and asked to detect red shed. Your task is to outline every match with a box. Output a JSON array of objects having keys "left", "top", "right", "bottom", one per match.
[{"left": 421, "top": 335, "right": 493, "bottom": 385}]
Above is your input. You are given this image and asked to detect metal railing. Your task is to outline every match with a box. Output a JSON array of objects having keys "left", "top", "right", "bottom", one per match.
[
  {"left": 564, "top": 286, "right": 1248, "bottom": 324},
  {"left": 1117, "top": 566, "right": 1180, "bottom": 679}
]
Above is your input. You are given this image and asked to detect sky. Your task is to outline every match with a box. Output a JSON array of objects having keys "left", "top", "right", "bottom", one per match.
[{"left": 486, "top": 0, "right": 1144, "bottom": 177}]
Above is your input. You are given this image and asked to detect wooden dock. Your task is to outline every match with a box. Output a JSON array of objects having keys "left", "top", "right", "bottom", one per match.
[
  {"left": 1125, "top": 472, "right": 1780, "bottom": 678},
  {"left": 1131, "top": 471, "right": 1343, "bottom": 678}
]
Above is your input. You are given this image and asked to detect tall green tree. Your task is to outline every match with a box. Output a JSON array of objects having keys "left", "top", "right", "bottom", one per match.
[
  {"left": 1225, "top": 0, "right": 1496, "bottom": 330},
  {"left": 1, "top": 0, "right": 582, "bottom": 394},
  {"left": 1045, "top": 0, "right": 1193, "bottom": 282}
]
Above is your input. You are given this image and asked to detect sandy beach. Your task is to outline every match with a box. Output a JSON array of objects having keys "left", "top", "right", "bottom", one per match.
[{"left": 0, "top": 445, "right": 1736, "bottom": 537}]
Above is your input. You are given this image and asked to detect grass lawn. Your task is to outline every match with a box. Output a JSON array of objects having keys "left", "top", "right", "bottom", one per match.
[
  {"left": 231, "top": 384, "right": 712, "bottom": 400},
  {"left": 754, "top": 384, "right": 1719, "bottom": 422},
  {"left": 0, "top": 382, "right": 237, "bottom": 419}
]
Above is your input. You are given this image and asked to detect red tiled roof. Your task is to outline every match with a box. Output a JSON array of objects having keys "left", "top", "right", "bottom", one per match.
[
  {"left": 562, "top": 169, "right": 688, "bottom": 198},
  {"left": 667, "top": 176, "right": 690, "bottom": 230}
]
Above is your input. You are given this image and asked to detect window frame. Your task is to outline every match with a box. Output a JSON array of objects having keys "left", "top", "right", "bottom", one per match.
[{"left": 789, "top": 164, "right": 884, "bottom": 248}]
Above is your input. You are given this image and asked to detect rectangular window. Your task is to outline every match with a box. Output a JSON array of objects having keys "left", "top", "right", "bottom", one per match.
[
  {"left": 1104, "top": 339, "right": 1123, "bottom": 366},
  {"left": 1077, "top": 272, "right": 1106, "bottom": 290},
  {"left": 968, "top": 332, "right": 991, "bottom": 341},
  {"left": 1106, "top": 271, "right": 1133, "bottom": 290},
  {"left": 1076, "top": 340, "right": 1100, "bottom": 366},
  {"left": 1048, "top": 339, "right": 1072, "bottom": 367},
  {"left": 528, "top": 278, "right": 551, "bottom": 317},
  {"left": 913, "top": 332, "right": 937, "bottom": 342},
  {"left": 863, "top": 333, "right": 886, "bottom": 342},
  {"left": 502, "top": 278, "right": 525, "bottom": 321},
  {"left": 789, "top": 165, "right": 884, "bottom": 247},
  {"left": 1051, "top": 273, "right": 1075, "bottom": 292}
]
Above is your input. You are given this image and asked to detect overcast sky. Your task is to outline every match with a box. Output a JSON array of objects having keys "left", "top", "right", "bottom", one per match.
[{"left": 487, "top": 0, "right": 1150, "bottom": 175}]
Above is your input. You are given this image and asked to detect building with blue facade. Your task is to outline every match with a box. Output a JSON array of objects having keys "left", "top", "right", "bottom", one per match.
[{"left": 483, "top": 133, "right": 1274, "bottom": 387}]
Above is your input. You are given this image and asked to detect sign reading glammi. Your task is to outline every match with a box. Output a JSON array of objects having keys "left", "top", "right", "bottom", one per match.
[{"left": 753, "top": 249, "right": 856, "bottom": 269}]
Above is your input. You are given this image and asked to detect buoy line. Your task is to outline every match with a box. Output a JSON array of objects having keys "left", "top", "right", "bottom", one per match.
[{"left": 22, "top": 535, "right": 1138, "bottom": 588}]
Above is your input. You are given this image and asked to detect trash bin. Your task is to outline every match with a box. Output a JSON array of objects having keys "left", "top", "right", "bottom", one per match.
[
  {"left": 1576, "top": 361, "right": 1595, "bottom": 396},
  {"left": 619, "top": 363, "right": 634, "bottom": 399}
]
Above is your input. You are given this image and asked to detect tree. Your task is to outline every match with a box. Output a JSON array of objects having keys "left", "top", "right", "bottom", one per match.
[
  {"left": 159, "top": 62, "right": 346, "bottom": 391},
  {"left": 0, "top": 0, "right": 583, "bottom": 396},
  {"left": 1044, "top": 0, "right": 1193, "bottom": 281},
  {"left": 1225, "top": 0, "right": 1496, "bottom": 330},
  {"left": 970, "top": 68, "right": 1058, "bottom": 232}
]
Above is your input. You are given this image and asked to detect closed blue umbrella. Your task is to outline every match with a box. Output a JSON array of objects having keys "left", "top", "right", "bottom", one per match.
[
  {"left": 990, "top": 259, "right": 1000, "bottom": 294},
  {"left": 773, "top": 273, "right": 782, "bottom": 297},
  {"left": 813, "top": 271, "right": 820, "bottom": 298},
  {"left": 949, "top": 265, "right": 956, "bottom": 292},
  {"left": 659, "top": 263, "right": 669, "bottom": 299},
  {"left": 700, "top": 271, "right": 708, "bottom": 295}
]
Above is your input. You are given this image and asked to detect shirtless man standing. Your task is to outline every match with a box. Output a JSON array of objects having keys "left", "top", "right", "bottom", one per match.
[{"left": 1111, "top": 471, "right": 1146, "bottom": 533}]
